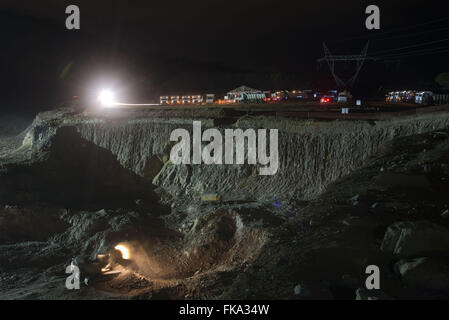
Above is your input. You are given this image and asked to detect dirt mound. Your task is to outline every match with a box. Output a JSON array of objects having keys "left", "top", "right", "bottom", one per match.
[
  {"left": 0, "top": 126, "right": 163, "bottom": 211},
  {"left": 128, "top": 210, "right": 267, "bottom": 280}
]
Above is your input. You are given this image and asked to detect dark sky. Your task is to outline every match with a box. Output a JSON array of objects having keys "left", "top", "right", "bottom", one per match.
[{"left": 1, "top": 0, "right": 449, "bottom": 112}]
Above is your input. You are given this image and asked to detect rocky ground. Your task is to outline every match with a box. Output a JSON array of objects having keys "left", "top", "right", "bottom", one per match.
[
  {"left": 1, "top": 109, "right": 449, "bottom": 300},
  {"left": 222, "top": 128, "right": 449, "bottom": 300}
]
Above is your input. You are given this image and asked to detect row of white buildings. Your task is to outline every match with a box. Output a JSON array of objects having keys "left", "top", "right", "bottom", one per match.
[{"left": 160, "top": 86, "right": 267, "bottom": 105}]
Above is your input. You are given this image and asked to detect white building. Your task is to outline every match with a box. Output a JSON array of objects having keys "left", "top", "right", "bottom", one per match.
[{"left": 226, "top": 86, "right": 265, "bottom": 103}]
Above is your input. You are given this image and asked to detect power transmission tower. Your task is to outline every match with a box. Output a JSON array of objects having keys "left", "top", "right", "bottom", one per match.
[{"left": 318, "top": 42, "right": 374, "bottom": 89}]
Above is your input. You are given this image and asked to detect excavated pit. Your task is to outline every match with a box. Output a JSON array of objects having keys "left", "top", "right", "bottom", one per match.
[
  {"left": 1, "top": 108, "right": 449, "bottom": 299},
  {"left": 0, "top": 115, "right": 273, "bottom": 298}
]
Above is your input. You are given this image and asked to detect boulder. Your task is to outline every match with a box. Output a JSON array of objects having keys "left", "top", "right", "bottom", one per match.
[
  {"left": 293, "top": 283, "right": 310, "bottom": 297},
  {"left": 380, "top": 221, "right": 449, "bottom": 258},
  {"left": 395, "top": 257, "right": 449, "bottom": 292}
]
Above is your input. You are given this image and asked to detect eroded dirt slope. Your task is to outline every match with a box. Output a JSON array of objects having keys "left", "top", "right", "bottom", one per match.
[{"left": 1, "top": 109, "right": 449, "bottom": 299}]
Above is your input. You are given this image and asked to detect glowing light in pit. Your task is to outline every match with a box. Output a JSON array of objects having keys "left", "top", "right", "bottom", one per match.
[{"left": 114, "top": 244, "right": 131, "bottom": 260}]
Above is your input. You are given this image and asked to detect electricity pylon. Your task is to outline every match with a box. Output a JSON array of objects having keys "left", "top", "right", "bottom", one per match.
[{"left": 318, "top": 42, "right": 374, "bottom": 89}]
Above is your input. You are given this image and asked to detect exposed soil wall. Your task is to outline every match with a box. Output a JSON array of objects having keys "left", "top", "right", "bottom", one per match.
[
  {"left": 68, "top": 112, "right": 449, "bottom": 203},
  {"left": 3, "top": 110, "right": 449, "bottom": 205}
]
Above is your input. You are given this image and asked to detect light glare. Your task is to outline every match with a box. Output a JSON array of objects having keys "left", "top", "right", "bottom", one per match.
[
  {"left": 114, "top": 244, "right": 131, "bottom": 260},
  {"left": 98, "top": 90, "right": 116, "bottom": 107}
]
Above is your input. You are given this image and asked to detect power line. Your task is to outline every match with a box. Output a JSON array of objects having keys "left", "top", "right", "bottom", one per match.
[
  {"left": 377, "top": 16, "right": 449, "bottom": 34},
  {"left": 372, "top": 37, "right": 449, "bottom": 55},
  {"left": 377, "top": 45, "right": 449, "bottom": 59},
  {"left": 330, "top": 16, "right": 449, "bottom": 43},
  {"left": 368, "top": 25, "right": 449, "bottom": 42},
  {"left": 381, "top": 49, "right": 449, "bottom": 59},
  {"left": 378, "top": 44, "right": 449, "bottom": 57}
]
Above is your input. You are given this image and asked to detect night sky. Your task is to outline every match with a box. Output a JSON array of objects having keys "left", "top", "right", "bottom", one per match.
[{"left": 1, "top": 0, "right": 449, "bottom": 112}]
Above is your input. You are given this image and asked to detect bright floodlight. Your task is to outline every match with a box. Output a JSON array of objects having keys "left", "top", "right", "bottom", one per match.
[{"left": 98, "top": 90, "right": 116, "bottom": 107}]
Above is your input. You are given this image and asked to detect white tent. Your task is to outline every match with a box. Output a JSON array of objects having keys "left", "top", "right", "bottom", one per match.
[{"left": 227, "top": 86, "right": 265, "bottom": 103}]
